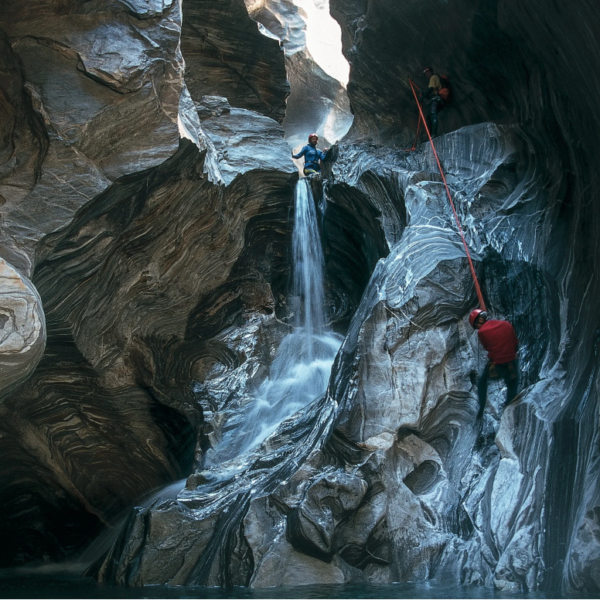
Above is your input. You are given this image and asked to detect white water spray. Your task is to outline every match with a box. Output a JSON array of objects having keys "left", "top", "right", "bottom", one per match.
[
  {"left": 291, "top": 177, "right": 327, "bottom": 358},
  {"left": 211, "top": 179, "right": 341, "bottom": 462}
]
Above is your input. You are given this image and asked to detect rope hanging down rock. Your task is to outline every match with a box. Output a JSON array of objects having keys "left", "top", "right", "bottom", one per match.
[{"left": 408, "top": 78, "right": 487, "bottom": 312}]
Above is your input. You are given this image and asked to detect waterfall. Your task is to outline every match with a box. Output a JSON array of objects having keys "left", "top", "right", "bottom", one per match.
[
  {"left": 210, "top": 179, "right": 341, "bottom": 462},
  {"left": 291, "top": 178, "right": 327, "bottom": 357}
]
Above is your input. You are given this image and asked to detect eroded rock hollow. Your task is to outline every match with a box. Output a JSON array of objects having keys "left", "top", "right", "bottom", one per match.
[{"left": 0, "top": 0, "right": 598, "bottom": 596}]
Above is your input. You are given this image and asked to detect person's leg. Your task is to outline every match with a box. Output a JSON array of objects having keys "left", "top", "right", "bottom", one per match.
[
  {"left": 503, "top": 360, "right": 519, "bottom": 406},
  {"left": 477, "top": 362, "right": 491, "bottom": 419},
  {"left": 429, "top": 100, "right": 439, "bottom": 137},
  {"left": 424, "top": 103, "right": 432, "bottom": 136}
]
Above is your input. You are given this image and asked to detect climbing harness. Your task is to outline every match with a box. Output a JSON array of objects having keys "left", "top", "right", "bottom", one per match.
[{"left": 408, "top": 78, "right": 487, "bottom": 311}]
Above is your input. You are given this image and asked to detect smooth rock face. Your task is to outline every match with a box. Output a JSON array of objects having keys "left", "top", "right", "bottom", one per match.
[
  {"left": 0, "top": 127, "right": 297, "bottom": 564},
  {"left": 181, "top": 0, "right": 289, "bottom": 123},
  {"left": 0, "top": 259, "right": 45, "bottom": 402},
  {"left": 0, "top": 0, "right": 299, "bottom": 565},
  {"left": 327, "top": 4, "right": 600, "bottom": 592},
  {"left": 243, "top": 0, "right": 353, "bottom": 149},
  {"left": 0, "top": 0, "right": 186, "bottom": 276},
  {"left": 0, "top": 2, "right": 206, "bottom": 560},
  {"left": 284, "top": 50, "right": 353, "bottom": 150},
  {"left": 197, "top": 96, "right": 296, "bottom": 185}
]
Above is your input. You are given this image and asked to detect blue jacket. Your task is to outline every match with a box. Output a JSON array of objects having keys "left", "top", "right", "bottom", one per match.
[{"left": 293, "top": 144, "right": 327, "bottom": 171}]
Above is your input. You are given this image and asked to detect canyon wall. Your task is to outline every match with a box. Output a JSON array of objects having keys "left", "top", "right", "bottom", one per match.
[{"left": 0, "top": 0, "right": 598, "bottom": 595}]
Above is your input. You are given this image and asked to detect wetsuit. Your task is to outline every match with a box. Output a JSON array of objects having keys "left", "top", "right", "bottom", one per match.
[
  {"left": 477, "top": 319, "right": 519, "bottom": 418},
  {"left": 293, "top": 144, "right": 328, "bottom": 176}
]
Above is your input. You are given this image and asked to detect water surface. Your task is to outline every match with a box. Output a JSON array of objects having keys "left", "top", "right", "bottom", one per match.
[{"left": 0, "top": 570, "right": 551, "bottom": 599}]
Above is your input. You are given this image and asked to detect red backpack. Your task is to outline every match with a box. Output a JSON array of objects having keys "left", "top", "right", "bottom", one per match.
[{"left": 438, "top": 74, "right": 452, "bottom": 103}]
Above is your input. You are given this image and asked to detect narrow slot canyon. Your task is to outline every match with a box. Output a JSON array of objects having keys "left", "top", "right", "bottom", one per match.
[{"left": 0, "top": 0, "right": 599, "bottom": 597}]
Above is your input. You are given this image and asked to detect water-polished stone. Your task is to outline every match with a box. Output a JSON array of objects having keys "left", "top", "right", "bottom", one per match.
[
  {"left": 0, "top": 0, "right": 599, "bottom": 596},
  {"left": 0, "top": 259, "right": 45, "bottom": 402}
]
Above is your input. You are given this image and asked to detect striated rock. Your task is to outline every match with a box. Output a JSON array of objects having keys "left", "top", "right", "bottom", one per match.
[
  {"left": 181, "top": 0, "right": 289, "bottom": 123},
  {"left": 0, "top": 0, "right": 599, "bottom": 596},
  {"left": 0, "top": 0, "right": 187, "bottom": 275},
  {"left": 197, "top": 96, "right": 295, "bottom": 185},
  {"left": 97, "top": 120, "right": 582, "bottom": 593},
  {"left": 98, "top": 392, "right": 341, "bottom": 586},
  {"left": 0, "top": 97, "right": 298, "bottom": 564},
  {"left": 287, "top": 471, "right": 368, "bottom": 560},
  {"left": 244, "top": 0, "right": 353, "bottom": 149},
  {"left": 244, "top": 0, "right": 307, "bottom": 56},
  {"left": 0, "top": 0, "right": 203, "bottom": 564},
  {"left": 567, "top": 504, "right": 600, "bottom": 594},
  {"left": 329, "top": 0, "right": 600, "bottom": 146},
  {"left": 0, "top": 0, "right": 293, "bottom": 572},
  {"left": 284, "top": 50, "right": 353, "bottom": 151},
  {"left": 323, "top": 124, "right": 563, "bottom": 590},
  {"left": 327, "top": 0, "right": 600, "bottom": 471},
  {"left": 0, "top": 258, "right": 45, "bottom": 402}
]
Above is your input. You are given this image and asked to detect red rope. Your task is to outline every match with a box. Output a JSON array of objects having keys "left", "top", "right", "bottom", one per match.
[{"left": 408, "top": 78, "right": 487, "bottom": 311}]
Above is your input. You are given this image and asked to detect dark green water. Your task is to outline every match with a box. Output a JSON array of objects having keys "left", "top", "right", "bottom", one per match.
[{"left": 0, "top": 570, "right": 553, "bottom": 599}]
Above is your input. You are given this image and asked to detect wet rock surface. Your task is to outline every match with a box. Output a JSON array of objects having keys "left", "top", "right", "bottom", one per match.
[
  {"left": 94, "top": 121, "right": 594, "bottom": 595},
  {"left": 0, "top": 0, "right": 598, "bottom": 597},
  {"left": 0, "top": 0, "right": 298, "bottom": 557},
  {"left": 0, "top": 259, "right": 46, "bottom": 402},
  {"left": 0, "top": 122, "right": 296, "bottom": 564},
  {"left": 243, "top": 0, "right": 353, "bottom": 149}
]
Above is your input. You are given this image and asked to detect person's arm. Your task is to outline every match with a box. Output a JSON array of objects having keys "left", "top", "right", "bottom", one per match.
[
  {"left": 292, "top": 145, "right": 308, "bottom": 159},
  {"left": 318, "top": 148, "right": 328, "bottom": 161},
  {"left": 421, "top": 86, "right": 433, "bottom": 100},
  {"left": 477, "top": 328, "right": 491, "bottom": 353}
]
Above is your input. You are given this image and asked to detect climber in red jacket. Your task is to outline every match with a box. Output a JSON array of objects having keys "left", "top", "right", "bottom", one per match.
[{"left": 469, "top": 309, "right": 519, "bottom": 419}]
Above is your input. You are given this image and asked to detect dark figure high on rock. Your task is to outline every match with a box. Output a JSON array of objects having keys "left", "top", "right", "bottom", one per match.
[
  {"left": 470, "top": 309, "right": 520, "bottom": 419},
  {"left": 420, "top": 67, "right": 450, "bottom": 137},
  {"left": 292, "top": 133, "right": 329, "bottom": 176}
]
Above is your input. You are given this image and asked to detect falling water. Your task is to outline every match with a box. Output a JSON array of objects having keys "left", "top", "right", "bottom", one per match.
[
  {"left": 291, "top": 178, "right": 327, "bottom": 356},
  {"left": 210, "top": 179, "right": 342, "bottom": 462}
]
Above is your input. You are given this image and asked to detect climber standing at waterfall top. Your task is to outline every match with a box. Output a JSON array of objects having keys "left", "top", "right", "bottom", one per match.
[
  {"left": 420, "top": 67, "right": 449, "bottom": 137},
  {"left": 292, "top": 133, "right": 329, "bottom": 176},
  {"left": 470, "top": 309, "right": 519, "bottom": 419}
]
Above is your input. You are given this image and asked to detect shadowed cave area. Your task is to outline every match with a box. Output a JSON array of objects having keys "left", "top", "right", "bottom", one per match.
[{"left": 0, "top": 0, "right": 599, "bottom": 597}]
